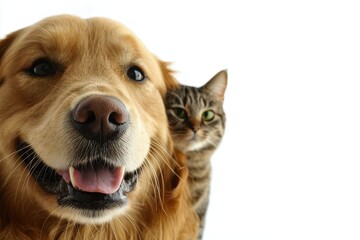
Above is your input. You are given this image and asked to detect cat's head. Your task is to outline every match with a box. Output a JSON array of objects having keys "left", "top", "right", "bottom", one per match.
[{"left": 165, "top": 70, "right": 227, "bottom": 153}]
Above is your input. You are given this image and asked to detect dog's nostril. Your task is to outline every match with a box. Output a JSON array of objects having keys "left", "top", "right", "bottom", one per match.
[
  {"left": 87, "top": 112, "right": 96, "bottom": 124},
  {"left": 109, "top": 112, "right": 123, "bottom": 125},
  {"left": 75, "top": 111, "right": 96, "bottom": 124}
]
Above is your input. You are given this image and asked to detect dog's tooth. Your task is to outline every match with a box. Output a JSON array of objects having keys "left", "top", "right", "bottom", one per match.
[{"left": 69, "top": 166, "right": 77, "bottom": 189}]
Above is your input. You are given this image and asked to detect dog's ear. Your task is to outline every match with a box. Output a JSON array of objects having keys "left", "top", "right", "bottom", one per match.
[
  {"left": 0, "top": 30, "right": 22, "bottom": 85},
  {"left": 158, "top": 60, "right": 179, "bottom": 91},
  {"left": 0, "top": 30, "right": 22, "bottom": 64}
]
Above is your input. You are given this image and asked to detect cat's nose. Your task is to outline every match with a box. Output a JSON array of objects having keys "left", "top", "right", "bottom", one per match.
[{"left": 190, "top": 124, "right": 201, "bottom": 133}]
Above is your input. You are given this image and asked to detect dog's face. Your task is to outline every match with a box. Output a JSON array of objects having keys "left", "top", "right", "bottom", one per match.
[{"left": 0, "top": 15, "right": 176, "bottom": 223}]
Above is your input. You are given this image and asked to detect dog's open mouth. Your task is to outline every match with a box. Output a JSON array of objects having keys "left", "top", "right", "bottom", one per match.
[{"left": 16, "top": 140, "right": 139, "bottom": 211}]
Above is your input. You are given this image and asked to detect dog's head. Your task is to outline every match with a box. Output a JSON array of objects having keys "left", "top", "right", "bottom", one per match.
[{"left": 0, "top": 15, "right": 178, "bottom": 224}]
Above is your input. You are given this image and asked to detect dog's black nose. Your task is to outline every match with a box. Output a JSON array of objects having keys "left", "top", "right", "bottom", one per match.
[{"left": 71, "top": 95, "right": 129, "bottom": 142}]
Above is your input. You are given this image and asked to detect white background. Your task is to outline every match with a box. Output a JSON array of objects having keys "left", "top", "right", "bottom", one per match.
[{"left": 1, "top": 1, "right": 360, "bottom": 239}]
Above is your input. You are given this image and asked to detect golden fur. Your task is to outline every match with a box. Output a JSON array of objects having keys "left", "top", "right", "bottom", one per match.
[{"left": 0, "top": 15, "right": 198, "bottom": 239}]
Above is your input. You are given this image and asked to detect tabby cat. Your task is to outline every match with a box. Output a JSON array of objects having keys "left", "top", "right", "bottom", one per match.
[{"left": 165, "top": 70, "right": 227, "bottom": 239}]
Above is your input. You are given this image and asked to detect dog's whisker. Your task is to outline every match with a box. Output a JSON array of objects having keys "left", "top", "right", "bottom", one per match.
[
  {"left": 40, "top": 208, "right": 61, "bottom": 239},
  {"left": 123, "top": 212, "right": 141, "bottom": 238},
  {"left": 16, "top": 156, "right": 38, "bottom": 218},
  {"left": 51, "top": 215, "right": 64, "bottom": 240},
  {"left": 21, "top": 155, "right": 42, "bottom": 208},
  {"left": 146, "top": 152, "right": 166, "bottom": 211},
  {"left": 64, "top": 220, "right": 71, "bottom": 240},
  {"left": 126, "top": 199, "right": 143, "bottom": 211},
  {"left": 1, "top": 156, "right": 26, "bottom": 188},
  {"left": 114, "top": 215, "right": 129, "bottom": 236},
  {"left": 152, "top": 136, "right": 182, "bottom": 168},
  {"left": 144, "top": 162, "right": 161, "bottom": 210},
  {"left": 141, "top": 160, "right": 157, "bottom": 205},
  {"left": 40, "top": 212, "right": 53, "bottom": 238},
  {"left": 0, "top": 145, "right": 32, "bottom": 172},
  {"left": 2, "top": 152, "right": 33, "bottom": 197},
  {"left": 150, "top": 139, "right": 185, "bottom": 184},
  {"left": 150, "top": 155, "right": 171, "bottom": 217},
  {"left": 143, "top": 157, "right": 160, "bottom": 211},
  {"left": 0, "top": 147, "right": 28, "bottom": 164}
]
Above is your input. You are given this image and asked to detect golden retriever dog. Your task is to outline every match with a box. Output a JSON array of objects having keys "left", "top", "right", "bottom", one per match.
[{"left": 0, "top": 15, "right": 198, "bottom": 239}]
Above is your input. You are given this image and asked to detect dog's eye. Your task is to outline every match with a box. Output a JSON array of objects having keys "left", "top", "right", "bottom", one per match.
[
  {"left": 127, "top": 66, "right": 145, "bottom": 82},
  {"left": 28, "top": 59, "right": 57, "bottom": 77}
]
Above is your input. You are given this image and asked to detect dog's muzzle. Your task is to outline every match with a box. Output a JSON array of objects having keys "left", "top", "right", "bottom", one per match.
[{"left": 16, "top": 95, "right": 141, "bottom": 214}]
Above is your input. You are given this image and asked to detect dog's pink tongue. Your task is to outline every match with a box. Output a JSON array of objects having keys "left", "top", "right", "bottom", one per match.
[{"left": 69, "top": 166, "right": 124, "bottom": 194}]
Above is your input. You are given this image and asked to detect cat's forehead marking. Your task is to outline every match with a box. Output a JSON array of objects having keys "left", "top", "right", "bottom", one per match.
[{"left": 182, "top": 86, "right": 202, "bottom": 104}]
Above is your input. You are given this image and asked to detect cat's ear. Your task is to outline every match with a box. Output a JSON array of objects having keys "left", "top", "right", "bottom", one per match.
[{"left": 203, "top": 69, "right": 227, "bottom": 101}]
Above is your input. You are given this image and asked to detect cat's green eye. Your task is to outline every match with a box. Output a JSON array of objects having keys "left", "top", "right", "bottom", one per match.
[
  {"left": 174, "top": 108, "right": 186, "bottom": 119},
  {"left": 202, "top": 110, "right": 215, "bottom": 122}
]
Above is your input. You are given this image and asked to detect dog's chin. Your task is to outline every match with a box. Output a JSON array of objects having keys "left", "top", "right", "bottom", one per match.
[
  {"left": 16, "top": 139, "right": 141, "bottom": 223},
  {"left": 59, "top": 206, "right": 126, "bottom": 224}
]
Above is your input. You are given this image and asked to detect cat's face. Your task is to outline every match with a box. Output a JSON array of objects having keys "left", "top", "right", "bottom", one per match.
[{"left": 165, "top": 70, "right": 227, "bottom": 153}]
